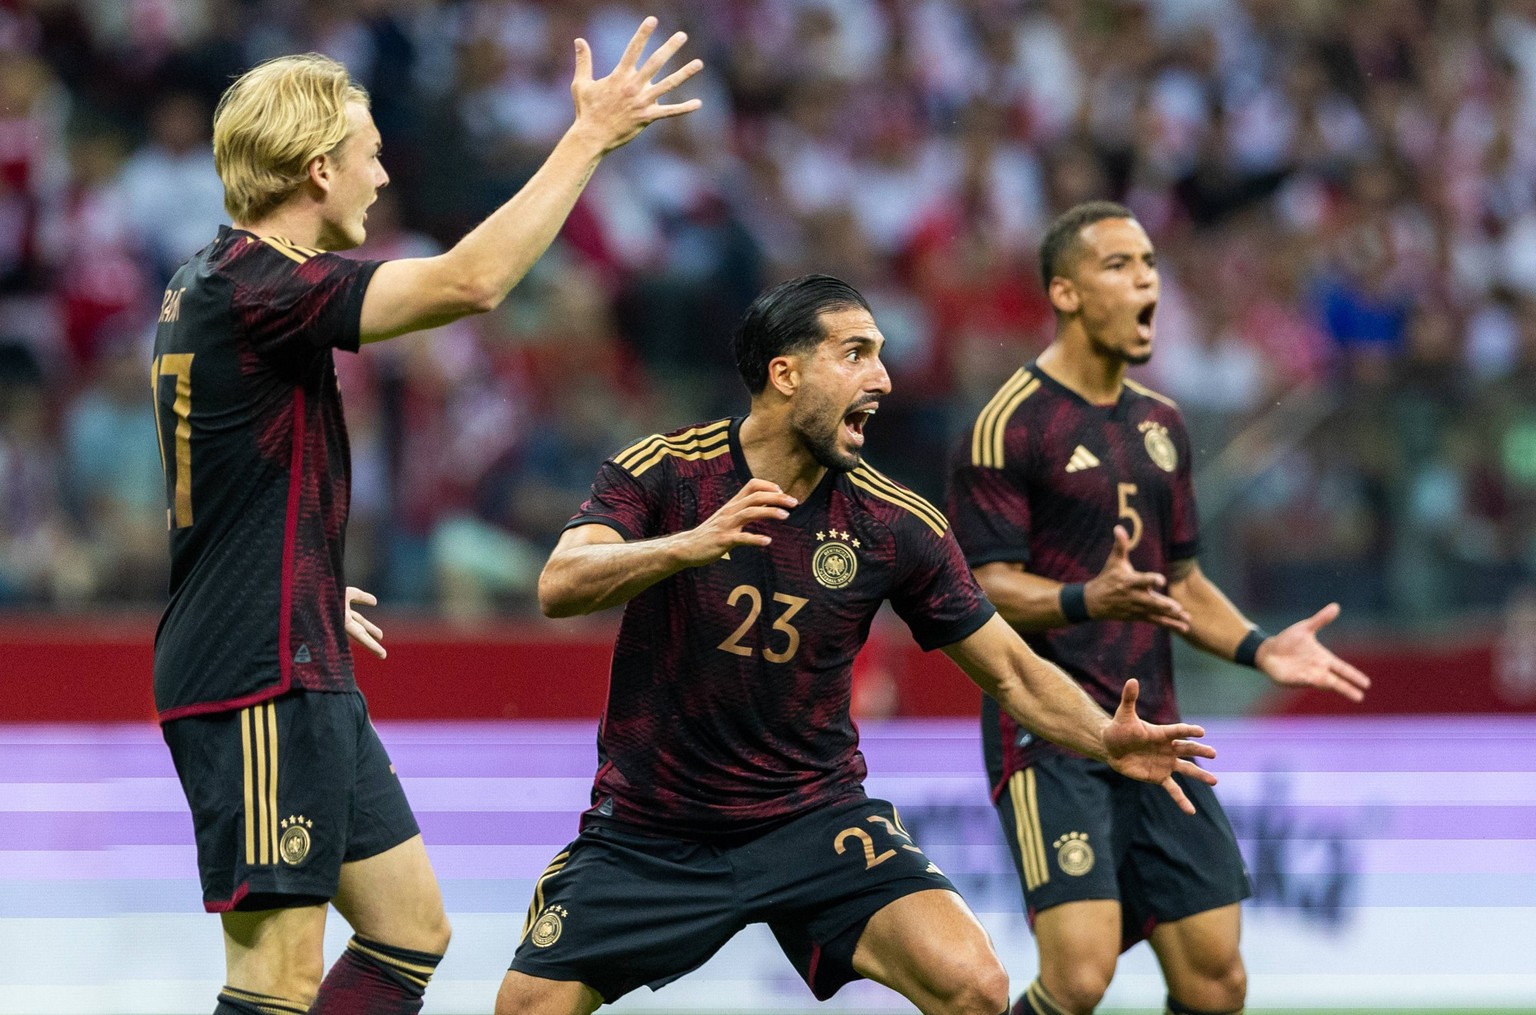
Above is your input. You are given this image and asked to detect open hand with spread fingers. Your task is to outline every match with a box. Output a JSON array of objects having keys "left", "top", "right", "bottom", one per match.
[
  {"left": 344, "top": 586, "right": 387, "bottom": 660},
  {"left": 1256, "top": 602, "right": 1371, "bottom": 703},
  {"left": 1101, "top": 678, "right": 1216, "bottom": 815},
  {"left": 571, "top": 16, "right": 705, "bottom": 153}
]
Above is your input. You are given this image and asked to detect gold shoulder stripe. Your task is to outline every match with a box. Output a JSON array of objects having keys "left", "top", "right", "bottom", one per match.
[
  {"left": 1124, "top": 378, "right": 1179, "bottom": 409},
  {"left": 631, "top": 440, "right": 730, "bottom": 478},
  {"left": 970, "top": 368, "right": 1030, "bottom": 467},
  {"left": 854, "top": 463, "right": 946, "bottom": 534},
  {"left": 850, "top": 466, "right": 947, "bottom": 536},
  {"left": 971, "top": 369, "right": 1039, "bottom": 469},
  {"left": 271, "top": 236, "right": 322, "bottom": 257},
  {"left": 615, "top": 419, "right": 731, "bottom": 471},
  {"left": 260, "top": 236, "right": 309, "bottom": 264}
]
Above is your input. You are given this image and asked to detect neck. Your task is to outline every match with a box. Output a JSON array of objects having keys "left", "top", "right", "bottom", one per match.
[
  {"left": 738, "top": 409, "right": 827, "bottom": 502},
  {"left": 1036, "top": 328, "right": 1128, "bottom": 406},
  {"left": 235, "top": 203, "right": 326, "bottom": 250}
]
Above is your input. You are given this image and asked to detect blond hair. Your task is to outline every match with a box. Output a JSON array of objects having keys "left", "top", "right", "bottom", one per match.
[{"left": 213, "top": 53, "right": 369, "bottom": 223}]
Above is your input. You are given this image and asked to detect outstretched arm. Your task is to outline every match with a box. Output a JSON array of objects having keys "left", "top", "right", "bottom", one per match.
[
  {"left": 360, "top": 17, "right": 703, "bottom": 341},
  {"left": 538, "top": 479, "right": 796, "bottom": 617},
  {"left": 1169, "top": 559, "right": 1371, "bottom": 702},
  {"left": 942, "top": 615, "right": 1216, "bottom": 813}
]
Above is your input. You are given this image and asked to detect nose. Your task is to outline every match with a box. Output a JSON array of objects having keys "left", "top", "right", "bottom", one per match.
[
  {"left": 869, "top": 356, "right": 892, "bottom": 395},
  {"left": 376, "top": 164, "right": 390, "bottom": 189}
]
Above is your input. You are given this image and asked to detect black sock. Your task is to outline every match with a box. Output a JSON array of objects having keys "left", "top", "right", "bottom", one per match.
[
  {"left": 308, "top": 934, "right": 444, "bottom": 1015},
  {"left": 1166, "top": 997, "right": 1243, "bottom": 1015},
  {"left": 1015, "top": 978, "right": 1072, "bottom": 1015},
  {"left": 214, "top": 986, "right": 308, "bottom": 1015}
]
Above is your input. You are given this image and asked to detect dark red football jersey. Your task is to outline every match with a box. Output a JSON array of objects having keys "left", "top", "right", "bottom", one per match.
[
  {"left": 945, "top": 364, "right": 1200, "bottom": 795},
  {"left": 151, "top": 227, "right": 381, "bottom": 720},
  {"left": 570, "top": 417, "right": 995, "bottom": 838}
]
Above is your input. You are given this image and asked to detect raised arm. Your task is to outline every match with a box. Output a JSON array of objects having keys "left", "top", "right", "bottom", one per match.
[
  {"left": 359, "top": 17, "right": 703, "bottom": 341},
  {"left": 942, "top": 614, "right": 1216, "bottom": 813},
  {"left": 1169, "top": 558, "right": 1371, "bottom": 702},
  {"left": 538, "top": 479, "right": 796, "bottom": 617}
]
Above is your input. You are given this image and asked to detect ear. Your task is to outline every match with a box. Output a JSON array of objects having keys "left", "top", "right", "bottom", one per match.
[
  {"left": 1048, "top": 276, "right": 1080, "bottom": 316},
  {"left": 766, "top": 355, "right": 799, "bottom": 398},
  {"left": 306, "top": 152, "right": 333, "bottom": 196}
]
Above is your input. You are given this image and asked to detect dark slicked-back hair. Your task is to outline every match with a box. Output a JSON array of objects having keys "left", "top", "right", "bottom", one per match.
[
  {"left": 733, "top": 274, "right": 872, "bottom": 394},
  {"left": 1039, "top": 200, "right": 1137, "bottom": 291}
]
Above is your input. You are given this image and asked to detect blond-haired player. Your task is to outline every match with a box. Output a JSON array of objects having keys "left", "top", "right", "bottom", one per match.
[{"left": 150, "top": 19, "right": 700, "bottom": 1015}]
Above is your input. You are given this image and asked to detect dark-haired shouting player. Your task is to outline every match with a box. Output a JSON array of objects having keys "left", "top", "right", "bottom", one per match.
[
  {"left": 947, "top": 202, "right": 1371, "bottom": 1015},
  {"left": 496, "top": 273, "right": 1219, "bottom": 1015}
]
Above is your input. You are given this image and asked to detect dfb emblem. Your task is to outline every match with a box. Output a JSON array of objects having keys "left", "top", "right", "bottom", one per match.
[
  {"left": 812, "top": 530, "right": 858, "bottom": 589},
  {"left": 279, "top": 815, "right": 313, "bottom": 866},
  {"left": 1054, "top": 831, "right": 1094, "bottom": 876},
  {"left": 530, "top": 905, "right": 568, "bottom": 947}
]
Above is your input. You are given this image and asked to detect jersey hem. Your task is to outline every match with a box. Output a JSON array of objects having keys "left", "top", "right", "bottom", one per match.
[{"left": 157, "top": 677, "right": 291, "bottom": 723}]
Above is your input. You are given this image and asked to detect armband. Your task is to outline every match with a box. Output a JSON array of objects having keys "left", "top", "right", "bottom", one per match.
[
  {"left": 1059, "top": 583, "right": 1091, "bottom": 624},
  {"left": 1234, "top": 627, "right": 1271, "bottom": 668}
]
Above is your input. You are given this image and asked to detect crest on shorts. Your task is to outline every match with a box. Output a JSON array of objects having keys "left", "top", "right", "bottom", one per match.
[
  {"left": 1053, "top": 831, "right": 1094, "bottom": 877},
  {"left": 279, "top": 815, "right": 313, "bottom": 866},
  {"left": 530, "top": 905, "right": 568, "bottom": 947},
  {"left": 1140, "top": 421, "right": 1177, "bottom": 473},
  {"left": 812, "top": 530, "right": 859, "bottom": 589}
]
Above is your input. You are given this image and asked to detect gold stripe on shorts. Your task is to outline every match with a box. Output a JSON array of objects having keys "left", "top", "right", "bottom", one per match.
[
  {"left": 1009, "top": 768, "right": 1050, "bottom": 890},
  {"left": 241, "top": 703, "right": 280, "bottom": 865}
]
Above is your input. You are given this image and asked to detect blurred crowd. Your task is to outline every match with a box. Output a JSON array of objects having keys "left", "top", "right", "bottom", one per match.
[{"left": 4, "top": 0, "right": 1536, "bottom": 625}]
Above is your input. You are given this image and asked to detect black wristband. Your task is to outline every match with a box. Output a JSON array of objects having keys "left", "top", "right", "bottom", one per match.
[
  {"left": 1234, "top": 627, "right": 1270, "bottom": 668},
  {"left": 1059, "top": 583, "right": 1091, "bottom": 623}
]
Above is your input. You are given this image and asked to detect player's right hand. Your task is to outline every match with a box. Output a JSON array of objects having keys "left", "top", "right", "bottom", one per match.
[
  {"left": 676, "top": 478, "right": 797, "bottom": 566},
  {"left": 1085, "top": 525, "right": 1191, "bottom": 631},
  {"left": 571, "top": 17, "right": 704, "bottom": 154}
]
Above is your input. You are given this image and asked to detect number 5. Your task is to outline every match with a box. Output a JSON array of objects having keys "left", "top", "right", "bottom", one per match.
[{"left": 1117, "top": 482, "right": 1142, "bottom": 550}]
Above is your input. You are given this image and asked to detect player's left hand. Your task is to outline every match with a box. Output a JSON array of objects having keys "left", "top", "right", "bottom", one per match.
[
  {"left": 1102, "top": 678, "right": 1216, "bottom": 815},
  {"left": 1257, "top": 603, "right": 1370, "bottom": 703},
  {"left": 345, "top": 586, "right": 387, "bottom": 660}
]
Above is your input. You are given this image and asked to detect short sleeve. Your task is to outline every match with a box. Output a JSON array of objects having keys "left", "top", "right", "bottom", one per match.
[
  {"left": 564, "top": 460, "right": 659, "bottom": 541},
  {"left": 947, "top": 460, "right": 1034, "bottom": 569},
  {"left": 235, "top": 248, "right": 382, "bottom": 362},
  {"left": 1168, "top": 414, "right": 1200, "bottom": 561},
  {"left": 889, "top": 524, "right": 997, "bottom": 651}
]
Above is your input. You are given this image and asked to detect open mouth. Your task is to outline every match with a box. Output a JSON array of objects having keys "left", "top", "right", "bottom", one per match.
[
  {"left": 1136, "top": 301, "right": 1157, "bottom": 338},
  {"left": 844, "top": 405, "right": 877, "bottom": 447}
]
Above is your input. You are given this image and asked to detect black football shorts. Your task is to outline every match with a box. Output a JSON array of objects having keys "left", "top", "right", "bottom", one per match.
[
  {"left": 161, "top": 688, "right": 419, "bottom": 912},
  {"left": 994, "top": 752, "right": 1251, "bottom": 950},
  {"left": 509, "top": 795, "right": 960, "bottom": 1002}
]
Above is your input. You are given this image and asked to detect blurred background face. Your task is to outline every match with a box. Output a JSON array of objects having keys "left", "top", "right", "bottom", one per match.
[{"left": 1062, "top": 217, "right": 1159, "bottom": 365}]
